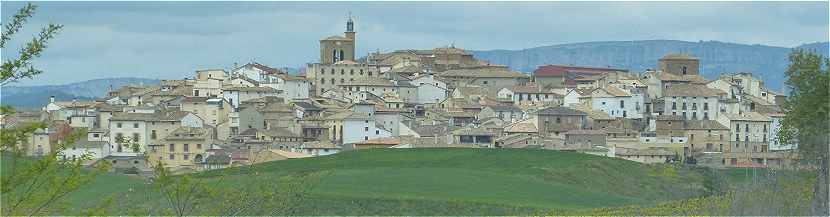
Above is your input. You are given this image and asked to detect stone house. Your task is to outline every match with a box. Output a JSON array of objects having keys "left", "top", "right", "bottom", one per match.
[{"left": 534, "top": 106, "right": 588, "bottom": 138}]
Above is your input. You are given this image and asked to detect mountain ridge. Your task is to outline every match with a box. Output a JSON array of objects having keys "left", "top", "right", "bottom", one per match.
[
  {"left": 470, "top": 40, "right": 828, "bottom": 91},
  {"left": 1, "top": 77, "right": 160, "bottom": 109}
]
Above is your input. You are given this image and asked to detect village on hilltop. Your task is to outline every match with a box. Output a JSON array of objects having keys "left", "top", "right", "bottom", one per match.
[{"left": 1, "top": 16, "right": 796, "bottom": 175}]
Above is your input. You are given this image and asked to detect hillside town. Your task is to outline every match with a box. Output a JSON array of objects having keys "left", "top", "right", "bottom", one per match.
[{"left": 1, "top": 16, "right": 797, "bottom": 175}]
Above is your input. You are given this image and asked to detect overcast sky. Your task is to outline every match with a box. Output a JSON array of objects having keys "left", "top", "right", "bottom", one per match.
[{"left": 2, "top": 1, "right": 827, "bottom": 86}]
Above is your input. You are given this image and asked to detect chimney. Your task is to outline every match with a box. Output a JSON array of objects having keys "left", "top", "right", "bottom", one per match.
[{"left": 49, "top": 96, "right": 55, "bottom": 103}]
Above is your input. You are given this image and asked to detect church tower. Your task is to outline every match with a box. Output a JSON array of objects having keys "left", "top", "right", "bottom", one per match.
[
  {"left": 319, "top": 14, "right": 356, "bottom": 64},
  {"left": 345, "top": 13, "right": 355, "bottom": 40}
]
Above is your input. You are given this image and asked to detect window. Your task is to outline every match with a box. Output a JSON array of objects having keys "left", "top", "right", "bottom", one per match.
[
  {"left": 483, "top": 81, "right": 488, "bottom": 85},
  {"left": 620, "top": 100, "right": 625, "bottom": 108},
  {"left": 745, "top": 124, "right": 749, "bottom": 132},
  {"left": 672, "top": 102, "right": 677, "bottom": 110},
  {"left": 169, "top": 144, "right": 175, "bottom": 152},
  {"left": 184, "top": 144, "right": 189, "bottom": 152},
  {"left": 364, "top": 127, "right": 369, "bottom": 131},
  {"left": 350, "top": 69, "right": 354, "bottom": 75},
  {"left": 132, "top": 133, "right": 139, "bottom": 142},
  {"left": 117, "top": 123, "right": 122, "bottom": 128},
  {"left": 682, "top": 66, "right": 688, "bottom": 75},
  {"left": 151, "top": 130, "right": 157, "bottom": 139},
  {"left": 368, "top": 72, "right": 373, "bottom": 76},
  {"left": 184, "top": 154, "right": 189, "bottom": 160},
  {"left": 763, "top": 125, "right": 767, "bottom": 132},
  {"left": 93, "top": 133, "right": 100, "bottom": 138},
  {"left": 556, "top": 117, "right": 561, "bottom": 123},
  {"left": 682, "top": 103, "right": 687, "bottom": 110},
  {"left": 704, "top": 103, "right": 709, "bottom": 110},
  {"left": 375, "top": 130, "right": 379, "bottom": 135},
  {"left": 692, "top": 103, "right": 697, "bottom": 110},
  {"left": 169, "top": 154, "right": 174, "bottom": 160},
  {"left": 623, "top": 111, "right": 627, "bottom": 117},
  {"left": 735, "top": 124, "right": 740, "bottom": 132},
  {"left": 364, "top": 136, "right": 368, "bottom": 141},
  {"left": 197, "top": 144, "right": 202, "bottom": 149}
]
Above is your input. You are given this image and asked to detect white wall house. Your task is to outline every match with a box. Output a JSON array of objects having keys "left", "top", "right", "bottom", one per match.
[
  {"left": 411, "top": 74, "right": 449, "bottom": 104},
  {"left": 661, "top": 84, "right": 722, "bottom": 121},
  {"left": 497, "top": 86, "right": 563, "bottom": 106},
  {"left": 563, "top": 88, "right": 590, "bottom": 108},
  {"left": 342, "top": 118, "right": 392, "bottom": 144},
  {"left": 108, "top": 118, "right": 148, "bottom": 155},
  {"left": 261, "top": 74, "right": 310, "bottom": 101},
  {"left": 589, "top": 86, "right": 644, "bottom": 119}
]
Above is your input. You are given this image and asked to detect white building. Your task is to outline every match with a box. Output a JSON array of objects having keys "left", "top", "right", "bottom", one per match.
[
  {"left": 411, "top": 74, "right": 449, "bottom": 104},
  {"left": 660, "top": 84, "right": 722, "bottom": 120},
  {"left": 563, "top": 88, "right": 593, "bottom": 108},
  {"left": 261, "top": 74, "right": 311, "bottom": 101},
  {"left": 589, "top": 86, "right": 644, "bottom": 119},
  {"left": 60, "top": 129, "right": 108, "bottom": 164},
  {"left": 497, "top": 85, "right": 563, "bottom": 106}
]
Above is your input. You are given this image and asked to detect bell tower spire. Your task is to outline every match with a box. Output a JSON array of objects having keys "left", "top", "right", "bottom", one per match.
[
  {"left": 345, "top": 12, "right": 355, "bottom": 40},
  {"left": 346, "top": 12, "right": 354, "bottom": 32}
]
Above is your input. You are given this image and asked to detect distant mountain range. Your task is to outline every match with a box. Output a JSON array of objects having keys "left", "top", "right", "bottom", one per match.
[
  {"left": 471, "top": 40, "right": 829, "bottom": 91},
  {"left": 1, "top": 78, "right": 160, "bottom": 109}
]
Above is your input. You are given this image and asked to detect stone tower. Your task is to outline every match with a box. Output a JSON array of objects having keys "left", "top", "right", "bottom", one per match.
[
  {"left": 319, "top": 15, "right": 356, "bottom": 64},
  {"left": 659, "top": 53, "right": 699, "bottom": 76}
]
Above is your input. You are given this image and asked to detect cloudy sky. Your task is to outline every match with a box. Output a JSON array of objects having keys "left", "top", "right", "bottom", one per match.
[{"left": 2, "top": 1, "right": 827, "bottom": 86}]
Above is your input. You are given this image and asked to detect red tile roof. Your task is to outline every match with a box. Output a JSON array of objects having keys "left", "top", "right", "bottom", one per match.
[{"left": 533, "top": 65, "right": 627, "bottom": 77}]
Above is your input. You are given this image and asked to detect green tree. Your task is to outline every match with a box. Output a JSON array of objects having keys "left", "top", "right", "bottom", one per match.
[
  {"left": 0, "top": 3, "right": 107, "bottom": 216},
  {"left": 1, "top": 3, "right": 63, "bottom": 85},
  {"left": 777, "top": 49, "right": 829, "bottom": 215}
]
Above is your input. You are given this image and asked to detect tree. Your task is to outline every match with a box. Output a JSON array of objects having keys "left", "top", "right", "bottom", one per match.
[
  {"left": 1, "top": 124, "right": 109, "bottom": 215},
  {"left": 0, "top": 3, "right": 104, "bottom": 216},
  {"left": 152, "top": 163, "right": 212, "bottom": 216},
  {"left": 777, "top": 49, "right": 829, "bottom": 215},
  {"left": 1, "top": 3, "right": 63, "bottom": 85}
]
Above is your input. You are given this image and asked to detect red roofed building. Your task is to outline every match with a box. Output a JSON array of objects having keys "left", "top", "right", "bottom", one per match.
[{"left": 533, "top": 65, "right": 628, "bottom": 88}]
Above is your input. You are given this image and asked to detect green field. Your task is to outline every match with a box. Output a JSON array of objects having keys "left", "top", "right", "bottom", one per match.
[{"left": 7, "top": 148, "right": 717, "bottom": 215}]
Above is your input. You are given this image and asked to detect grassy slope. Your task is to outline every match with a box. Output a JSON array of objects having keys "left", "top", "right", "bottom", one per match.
[
  {"left": 5, "top": 149, "right": 711, "bottom": 215},
  {"left": 198, "top": 148, "right": 706, "bottom": 214}
]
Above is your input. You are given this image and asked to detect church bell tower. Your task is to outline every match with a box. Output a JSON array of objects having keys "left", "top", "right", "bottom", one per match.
[{"left": 345, "top": 13, "right": 356, "bottom": 40}]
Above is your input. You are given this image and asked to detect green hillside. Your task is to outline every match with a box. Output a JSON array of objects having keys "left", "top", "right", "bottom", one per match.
[{"left": 12, "top": 149, "right": 711, "bottom": 215}]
